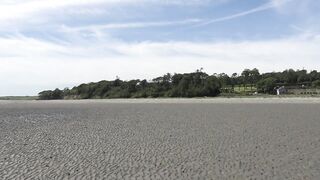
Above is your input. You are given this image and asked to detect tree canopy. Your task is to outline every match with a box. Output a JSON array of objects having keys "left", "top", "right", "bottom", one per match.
[{"left": 38, "top": 68, "right": 320, "bottom": 100}]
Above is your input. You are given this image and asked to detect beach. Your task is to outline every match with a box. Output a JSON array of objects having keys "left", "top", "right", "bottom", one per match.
[{"left": 1, "top": 98, "right": 320, "bottom": 179}]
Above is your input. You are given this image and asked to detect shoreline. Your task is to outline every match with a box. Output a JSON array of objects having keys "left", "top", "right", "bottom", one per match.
[{"left": 1, "top": 97, "right": 320, "bottom": 104}]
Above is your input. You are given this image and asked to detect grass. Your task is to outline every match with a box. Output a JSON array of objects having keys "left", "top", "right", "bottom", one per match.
[{"left": 222, "top": 84, "right": 257, "bottom": 94}]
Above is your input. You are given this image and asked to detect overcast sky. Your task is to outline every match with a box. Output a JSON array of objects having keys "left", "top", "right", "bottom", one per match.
[{"left": 0, "top": 0, "right": 320, "bottom": 96}]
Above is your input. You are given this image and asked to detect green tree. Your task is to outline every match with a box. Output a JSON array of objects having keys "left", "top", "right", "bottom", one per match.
[
  {"left": 241, "top": 69, "right": 251, "bottom": 90},
  {"left": 310, "top": 70, "right": 318, "bottom": 82},
  {"left": 257, "top": 77, "right": 276, "bottom": 94},
  {"left": 38, "top": 88, "right": 63, "bottom": 100},
  {"left": 312, "top": 80, "right": 320, "bottom": 88},
  {"left": 203, "top": 76, "right": 221, "bottom": 96},
  {"left": 230, "top": 73, "right": 238, "bottom": 92},
  {"left": 282, "top": 69, "right": 298, "bottom": 84},
  {"left": 250, "top": 68, "right": 260, "bottom": 90},
  {"left": 297, "top": 70, "right": 308, "bottom": 83}
]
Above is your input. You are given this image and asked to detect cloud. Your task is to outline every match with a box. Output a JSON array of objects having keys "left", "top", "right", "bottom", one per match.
[
  {"left": 0, "top": 0, "right": 319, "bottom": 96},
  {"left": 0, "top": 0, "right": 230, "bottom": 23},
  {"left": 194, "top": 0, "right": 295, "bottom": 27},
  {"left": 271, "top": 0, "right": 293, "bottom": 8},
  {"left": 271, "top": 0, "right": 319, "bottom": 15},
  {"left": 61, "top": 19, "right": 202, "bottom": 32},
  {"left": 273, "top": 0, "right": 320, "bottom": 34},
  {"left": 0, "top": 0, "right": 100, "bottom": 21},
  {"left": 0, "top": 33, "right": 320, "bottom": 96},
  {"left": 59, "top": 0, "right": 295, "bottom": 31}
]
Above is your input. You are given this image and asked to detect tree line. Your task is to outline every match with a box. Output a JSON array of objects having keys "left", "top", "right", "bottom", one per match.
[{"left": 38, "top": 68, "right": 320, "bottom": 100}]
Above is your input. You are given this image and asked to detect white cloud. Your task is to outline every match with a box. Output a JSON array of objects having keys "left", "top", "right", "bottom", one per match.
[
  {"left": 59, "top": 0, "right": 291, "bottom": 32},
  {"left": 56, "top": 0, "right": 297, "bottom": 31},
  {"left": 61, "top": 19, "right": 202, "bottom": 32},
  {"left": 0, "top": 0, "right": 98, "bottom": 21},
  {"left": 271, "top": 0, "right": 293, "bottom": 8},
  {"left": 0, "top": 0, "right": 229, "bottom": 22},
  {"left": 271, "top": 0, "right": 318, "bottom": 15},
  {"left": 0, "top": 34, "right": 320, "bottom": 96},
  {"left": 194, "top": 0, "right": 296, "bottom": 27},
  {"left": 0, "top": 0, "right": 303, "bottom": 33},
  {"left": 272, "top": 0, "right": 320, "bottom": 35},
  {"left": 0, "top": 0, "right": 319, "bottom": 96}
]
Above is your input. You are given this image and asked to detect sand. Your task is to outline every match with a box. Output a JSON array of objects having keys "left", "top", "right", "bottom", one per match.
[{"left": 0, "top": 98, "right": 320, "bottom": 179}]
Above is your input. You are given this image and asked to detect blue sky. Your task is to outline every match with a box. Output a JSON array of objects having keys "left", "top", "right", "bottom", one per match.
[{"left": 0, "top": 0, "right": 320, "bottom": 96}]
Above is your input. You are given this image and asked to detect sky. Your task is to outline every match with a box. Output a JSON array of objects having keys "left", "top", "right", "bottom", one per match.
[{"left": 0, "top": 0, "right": 320, "bottom": 96}]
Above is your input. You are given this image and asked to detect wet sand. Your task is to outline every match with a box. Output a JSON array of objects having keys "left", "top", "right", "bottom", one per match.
[{"left": 1, "top": 99, "right": 320, "bottom": 179}]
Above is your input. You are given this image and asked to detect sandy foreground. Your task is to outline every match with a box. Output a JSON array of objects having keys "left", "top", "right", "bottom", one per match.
[{"left": 0, "top": 98, "right": 320, "bottom": 179}]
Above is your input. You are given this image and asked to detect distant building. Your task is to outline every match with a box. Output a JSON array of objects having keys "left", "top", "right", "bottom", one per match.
[
  {"left": 276, "top": 85, "right": 320, "bottom": 95},
  {"left": 276, "top": 86, "right": 287, "bottom": 95}
]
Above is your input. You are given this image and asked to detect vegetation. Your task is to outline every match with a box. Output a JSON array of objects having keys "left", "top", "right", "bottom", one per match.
[
  {"left": 38, "top": 89, "right": 64, "bottom": 100},
  {"left": 38, "top": 68, "right": 320, "bottom": 100},
  {"left": 0, "top": 96, "right": 38, "bottom": 100},
  {"left": 312, "top": 80, "right": 320, "bottom": 88},
  {"left": 256, "top": 77, "right": 277, "bottom": 94}
]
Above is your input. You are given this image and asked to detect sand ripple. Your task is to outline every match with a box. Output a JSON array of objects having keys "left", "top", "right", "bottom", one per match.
[{"left": 0, "top": 101, "right": 320, "bottom": 179}]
